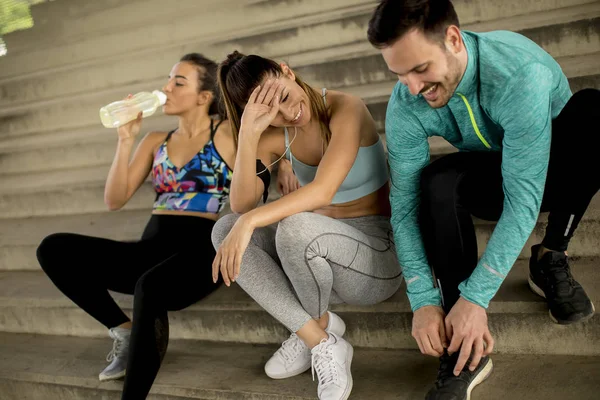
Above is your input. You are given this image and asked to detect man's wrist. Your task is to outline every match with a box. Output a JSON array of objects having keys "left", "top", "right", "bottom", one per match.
[
  {"left": 408, "top": 288, "right": 443, "bottom": 313},
  {"left": 458, "top": 294, "right": 488, "bottom": 310}
]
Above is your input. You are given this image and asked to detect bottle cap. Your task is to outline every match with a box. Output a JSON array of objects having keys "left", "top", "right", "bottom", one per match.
[{"left": 153, "top": 90, "right": 167, "bottom": 105}]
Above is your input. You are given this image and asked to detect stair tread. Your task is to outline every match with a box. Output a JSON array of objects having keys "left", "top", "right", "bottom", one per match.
[
  {"left": 0, "top": 332, "right": 598, "bottom": 400},
  {"left": 1, "top": 256, "right": 597, "bottom": 314},
  {"left": 1, "top": 193, "right": 599, "bottom": 244},
  {"left": 1, "top": 2, "right": 599, "bottom": 398}
]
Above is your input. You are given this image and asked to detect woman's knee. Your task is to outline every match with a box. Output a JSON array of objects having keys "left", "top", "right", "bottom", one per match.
[
  {"left": 133, "top": 269, "right": 162, "bottom": 304},
  {"left": 275, "top": 212, "right": 315, "bottom": 256},
  {"left": 36, "top": 233, "right": 72, "bottom": 273},
  {"left": 211, "top": 213, "right": 241, "bottom": 248}
]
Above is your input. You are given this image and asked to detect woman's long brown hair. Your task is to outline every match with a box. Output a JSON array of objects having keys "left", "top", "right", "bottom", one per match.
[
  {"left": 217, "top": 51, "right": 331, "bottom": 147},
  {"left": 179, "top": 53, "right": 225, "bottom": 118}
]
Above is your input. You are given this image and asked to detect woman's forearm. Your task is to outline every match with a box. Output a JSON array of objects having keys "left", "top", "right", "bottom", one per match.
[
  {"left": 244, "top": 181, "right": 332, "bottom": 228},
  {"left": 104, "top": 138, "right": 135, "bottom": 210},
  {"left": 229, "top": 131, "right": 266, "bottom": 213}
]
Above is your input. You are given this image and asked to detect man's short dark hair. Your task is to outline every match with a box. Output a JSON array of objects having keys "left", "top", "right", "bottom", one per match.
[{"left": 367, "top": 0, "right": 460, "bottom": 48}]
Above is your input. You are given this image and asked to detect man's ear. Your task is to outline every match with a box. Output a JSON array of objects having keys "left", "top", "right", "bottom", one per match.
[{"left": 444, "top": 25, "right": 463, "bottom": 54}]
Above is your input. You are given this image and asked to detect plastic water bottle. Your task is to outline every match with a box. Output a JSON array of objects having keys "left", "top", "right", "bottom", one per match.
[{"left": 99, "top": 90, "right": 167, "bottom": 128}]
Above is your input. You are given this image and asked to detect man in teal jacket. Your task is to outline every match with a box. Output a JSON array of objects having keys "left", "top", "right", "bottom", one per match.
[{"left": 368, "top": 0, "right": 598, "bottom": 398}]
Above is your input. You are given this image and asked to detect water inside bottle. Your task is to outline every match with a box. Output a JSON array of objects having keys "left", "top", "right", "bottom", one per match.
[{"left": 100, "top": 91, "right": 164, "bottom": 128}]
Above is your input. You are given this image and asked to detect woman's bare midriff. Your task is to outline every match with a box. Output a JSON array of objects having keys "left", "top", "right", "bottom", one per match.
[
  {"left": 313, "top": 184, "right": 391, "bottom": 220},
  {"left": 152, "top": 209, "right": 219, "bottom": 221}
]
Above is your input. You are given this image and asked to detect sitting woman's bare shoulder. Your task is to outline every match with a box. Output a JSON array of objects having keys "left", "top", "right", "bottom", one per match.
[
  {"left": 145, "top": 131, "right": 170, "bottom": 141},
  {"left": 210, "top": 120, "right": 236, "bottom": 167},
  {"left": 213, "top": 119, "right": 233, "bottom": 134},
  {"left": 326, "top": 90, "right": 378, "bottom": 144},
  {"left": 327, "top": 90, "right": 366, "bottom": 111},
  {"left": 214, "top": 120, "right": 234, "bottom": 141},
  {"left": 140, "top": 131, "right": 170, "bottom": 154}
]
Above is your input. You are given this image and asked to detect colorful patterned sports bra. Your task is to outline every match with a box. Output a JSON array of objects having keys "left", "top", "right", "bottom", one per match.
[{"left": 152, "top": 120, "right": 233, "bottom": 214}]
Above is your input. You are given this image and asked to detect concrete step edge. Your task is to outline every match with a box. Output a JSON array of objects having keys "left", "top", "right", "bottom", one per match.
[
  {"left": 0, "top": 258, "right": 598, "bottom": 354},
  {"left": 1, "top": 256, "right": 598, "bottom": 313},
  {"left": 2, "top": 7, "right": 599, "bottom": 113},
  {"left": 3, "top": 175, "right": 600, "bottom": 219},
  {"left": 0, "top": 0, "right": 374, "bottom": 82},
  {"left": 4, "top": 0, "right": 258, "bottom": 56},
  {"left": 1, "top": 333, "right": 598, "bottom": 400},
  {"left": 0, "top": 64, "right": 597, "bottom": 145}
]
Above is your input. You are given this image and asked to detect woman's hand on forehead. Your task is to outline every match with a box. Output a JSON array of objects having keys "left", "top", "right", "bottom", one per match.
[
  {"left": 239, "top": 79, "right": 286, "bottom": 138},
  {"left": 252, "top": 79, "right": 285, "bottom": 106}
]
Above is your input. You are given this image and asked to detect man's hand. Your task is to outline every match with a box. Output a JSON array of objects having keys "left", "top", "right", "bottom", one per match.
[
  {"left": 412, "top": 305, "right": 448, "bottom": 357},
  {"left": 445, "top": 297, "right": 495, "bottom": 376}
]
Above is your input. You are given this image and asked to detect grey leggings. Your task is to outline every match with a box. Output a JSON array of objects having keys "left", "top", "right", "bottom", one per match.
[{"left": 211, "top": 212, "right": 403, "bottom": 332}]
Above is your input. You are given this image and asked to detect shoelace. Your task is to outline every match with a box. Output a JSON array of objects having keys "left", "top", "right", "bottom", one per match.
[
  {"left": 545, "top": 256, "right": 576, "bottom": 294},
  {"left": 435, "top": 354, "right": 457, "bottom": 386},
  {"left": 106, "top": 338, "right": 121, "bottom": 362},
  {"left": 311, "top": 341, "right": 337, "bottom": 388},
  {"left": 278, "top": 333, "right": 306, "bottom": 362},
  {"left": 106, "top": 330, "right": 128, "bottom": 362}
]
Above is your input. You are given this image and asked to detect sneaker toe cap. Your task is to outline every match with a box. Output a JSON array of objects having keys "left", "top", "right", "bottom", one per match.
[
  {"left": 264, "top": 355, "right": 300, "bottom": 379},
  {"left": 552, "top": 298, "right": 595, "bottom": 323},
  {"left": 99, "top": 359, "right": 127, "bottom": 381},
  {"left": 264, "top": 356, "right": 286, "bottom": 378},
  {"left": 264, "top": 353, "right": 311, "bottom": 379}
]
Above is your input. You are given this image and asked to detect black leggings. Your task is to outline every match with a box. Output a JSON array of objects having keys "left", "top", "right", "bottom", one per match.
[
  {"left": 36, "top": 214, "right": 222, "bottom": 400},
  {"left": 419, "top": 89, "right": 600, "bottom": 312}
]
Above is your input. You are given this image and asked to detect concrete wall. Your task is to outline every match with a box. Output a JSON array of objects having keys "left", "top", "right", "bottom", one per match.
[{"left": 0, "top": 0, "right": 598, "bottom": 256}]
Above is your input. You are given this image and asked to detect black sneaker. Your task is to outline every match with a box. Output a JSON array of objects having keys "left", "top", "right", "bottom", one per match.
[
  {"left": 528, "top": 244, "right": 595, "bottom": 324},
  {"left": 425, "top": 352, "right": 493, "bottom": 400}
]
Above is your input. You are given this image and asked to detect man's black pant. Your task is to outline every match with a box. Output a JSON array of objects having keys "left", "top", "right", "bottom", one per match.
[{"left": 419, "top": 89, "right": 600, "bottom": 312}]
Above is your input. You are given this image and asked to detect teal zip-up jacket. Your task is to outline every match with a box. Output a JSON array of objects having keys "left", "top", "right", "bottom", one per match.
[{"left": 386, "top": 30, "right": 572, "bottom": 311}]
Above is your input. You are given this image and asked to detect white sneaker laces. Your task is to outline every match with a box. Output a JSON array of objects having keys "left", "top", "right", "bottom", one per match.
[
  {"left": 106, "top": 339, "right": 121, "bottom": 362},
  {"left": 278, "top": 333, "right": 306, "bottom": 362},
  {"left": 106, "top": 329, "right": 128, "bottom": 362},
  {"left": 311, "top": 341, "right": 337, "bottom": 388}
]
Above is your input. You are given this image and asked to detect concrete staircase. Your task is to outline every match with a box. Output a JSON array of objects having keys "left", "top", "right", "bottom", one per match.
[{"left": 0, "top": 0, "right": 598, "bottom": 398}]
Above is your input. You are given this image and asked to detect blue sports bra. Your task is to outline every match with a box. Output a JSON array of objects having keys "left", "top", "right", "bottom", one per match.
[{"left": 284, "top": 88, "right": 389, "bottom": 204}]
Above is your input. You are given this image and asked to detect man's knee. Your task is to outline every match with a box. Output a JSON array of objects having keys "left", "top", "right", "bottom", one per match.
[
  {"left": 420, "top": 159, "right": 462, "bottom": 206},
  {"left": 565, "top": 88, "right": 600, "bottom": 120},
  {"left": 572, "top": 88, "right": 600, "bottom": 105},
  {"left": 555, "top": 89, "right": 600, "bottom": 149}
]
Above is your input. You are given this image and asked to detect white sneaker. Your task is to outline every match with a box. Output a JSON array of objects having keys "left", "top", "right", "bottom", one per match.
[
  {"left": 264, "top": 311, "right": 346, "bottom": 379},
  {"left": 325, "top": 311, "right": 346, "bottom": 337},
  {"left": 311, "top": 332, "right": 354, "bottom": 400},
  {"left": 99, "top": 327, "right": 130, "bottom": 381}
]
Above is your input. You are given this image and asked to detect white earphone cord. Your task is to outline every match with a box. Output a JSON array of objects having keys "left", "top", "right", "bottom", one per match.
[{"left": 256, "top": 126, "right": 297, "bottom": 175}]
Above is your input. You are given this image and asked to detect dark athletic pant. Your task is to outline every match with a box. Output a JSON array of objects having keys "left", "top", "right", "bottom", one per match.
[
  {"left": 36, "top": 214, "right": 222, "bottom": 399},
  {"left": 419, "top": 89, "right": 600, "bottom": 312}
]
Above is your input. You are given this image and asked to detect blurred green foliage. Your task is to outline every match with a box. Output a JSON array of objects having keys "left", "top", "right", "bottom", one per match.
[{"left": 0, "top": 0, "right": 48, "bottom": 55}]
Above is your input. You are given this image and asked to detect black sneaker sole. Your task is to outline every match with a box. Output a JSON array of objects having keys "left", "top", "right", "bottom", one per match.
[
  {"left": 528, "top": 275, "right": 596, "bottom": 325},
  {"left": 467, "top": 357, "right": 494, "bottom": 400}
]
